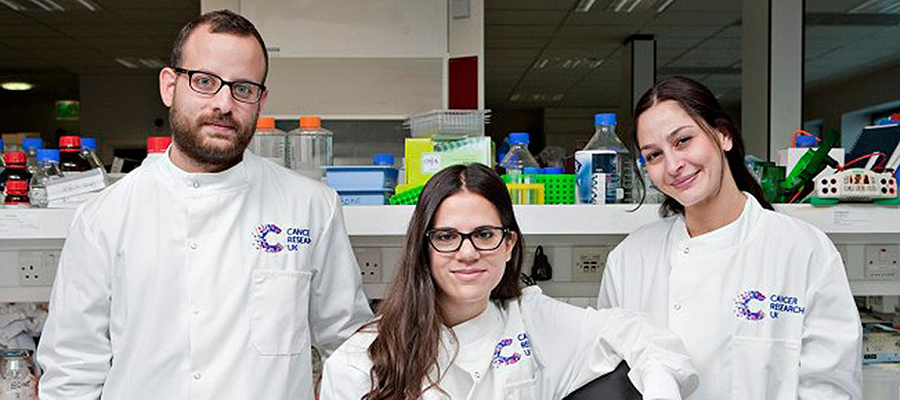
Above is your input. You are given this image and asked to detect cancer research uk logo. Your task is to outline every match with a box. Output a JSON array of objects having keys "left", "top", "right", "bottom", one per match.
[
  {"left": 734, "top": 290, "right": 806, "bottom": 321},
  {"left": 253, "top": 223, "right": 312, "bottom": 253}
]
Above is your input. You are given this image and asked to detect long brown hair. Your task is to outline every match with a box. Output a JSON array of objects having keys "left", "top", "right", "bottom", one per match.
[
  {"left": 630, "top": 76, "right": 774, "bottom": 216},
  {"left": 363, "top": 164, "right": 524, "bottom": 400}
]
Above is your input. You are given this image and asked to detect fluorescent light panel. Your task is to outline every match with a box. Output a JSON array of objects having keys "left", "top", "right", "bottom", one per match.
[
  {"left": 0, "top": 0, "right": 25, "bottom": 11},
  {"left": 1, "top": 81, "right": 34, "bottom": 91},
  {"left": 575, "top": 0, "right": 597, "bottom": 12}
]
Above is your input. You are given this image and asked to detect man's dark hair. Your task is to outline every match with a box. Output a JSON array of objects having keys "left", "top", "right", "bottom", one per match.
[{"left": 169, "top": 9, "right": 269, "bottom": 83}]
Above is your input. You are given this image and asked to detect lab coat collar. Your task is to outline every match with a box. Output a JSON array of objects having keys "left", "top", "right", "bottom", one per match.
[
  {"left": 158, "top": 147, "right": 253, "bottom": 194},
  {"left": 671, "top": 192, "right": 763, "bottom": 255},
  {"left": 437, "top": 301, "right": 504, "bottom": 377}
]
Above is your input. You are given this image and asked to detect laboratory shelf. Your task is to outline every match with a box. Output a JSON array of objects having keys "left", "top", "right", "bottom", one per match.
[
  {"left": 2, "top": 204, "right": 899, "bottom": 303},
  {"left": 0, "top": 204, "right": 898, "bottom": 239}
]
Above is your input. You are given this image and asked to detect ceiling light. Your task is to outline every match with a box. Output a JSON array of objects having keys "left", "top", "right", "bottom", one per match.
[
  {"left": 656, "top": 0, "right": 676, "bottom": 13},
  {"left": 28, "top": 0, "right": 64, "bottom": 11},
  {"left": 612, "top": 0, "right": 630, "bottom": 12},
  {"left": 0, "top": 0, "right": 25, "bottom": 11},
  {"left": 626, "top": 0, "right": 644, "bottom": 12},
  {"left": 139, "top": 58, "right": 164, "bottom": 68},
  {"left": 575, "top": 0, "right": 597, "bottom": 12},
  {"left": 848, "top": 0, "right": 900, "bottom": 13},
  {"left": 73, "top": 0, "right": 99, "bottom": 11},
  {"left": 115, "top": 58, "right": 139, "bottom": 69},
  {"left": 2, "top": 82, "right": 34, "bottom": 91}
]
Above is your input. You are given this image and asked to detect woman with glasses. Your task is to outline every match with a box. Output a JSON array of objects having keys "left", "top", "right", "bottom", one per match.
[{"left": 320, "top": 164, "right": 698, "bottom": 400}]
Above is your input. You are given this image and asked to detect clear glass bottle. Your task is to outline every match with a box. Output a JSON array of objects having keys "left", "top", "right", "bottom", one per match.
[
  {"left": 21, "top": 138, "right": 43, "bottom": 174},
  {"left": 29, "top": 149, "right": 63, "bottom": 208},
  {"left": 500, "top": 132, "right": 540, "bottom": 204},
  {"left": 288, "top": 116, "right": 333, "bottom": 180},
  {"left": 144, "top": 136, "right": 172, "bottom": 165},
  {"left": 80, "top": 137, "right": 104, "bottom": 170},
  {"left": 248, "top": 117, "right": 288, "bottom": 167},
  {"left": 575, "top": 113, "right": 633, "bottom": 204},
  {"left": 0, "top": 349, "right": 38, "bottom": 400}
]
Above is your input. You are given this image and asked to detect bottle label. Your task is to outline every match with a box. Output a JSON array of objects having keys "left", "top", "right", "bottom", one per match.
[
  {"left": 575, "top": 150, "right": 619, "bottom": 204},
  {"left": 1, "top": 375, "right": 37, "bottom": 400},
  {"left": 45, "top": 168, "right": 107, "bottom": 202},
  {"left": 421, "top": 153, "right": 442, "bottom": 174}
]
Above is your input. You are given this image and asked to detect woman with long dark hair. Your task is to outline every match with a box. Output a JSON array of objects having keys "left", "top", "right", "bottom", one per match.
[
  {"left": 598, "top": 76, "right": 861, "bottom": 399},
  {"left": 321, "top": 163, "right": 698, "bottom": 400}
]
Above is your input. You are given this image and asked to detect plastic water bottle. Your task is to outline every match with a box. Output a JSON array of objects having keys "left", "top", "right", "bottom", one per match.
[
  {"left": 289, "top": 116, "right": 333, "bottom": 181},
  {"left": 500, "top": 132, "right": 540, "bottom": 204},
  {"left": 80, "top": 137, "right": 104, "bottom": 170},
  {"left": 21, "top": 138, "right": 43, "bottom": 174},
  {"left": 248, "top": 117, "right": 288, "bottom": 167},
  {"left": 144, "top": 136, "right": 172, "bottom": 165},
  {"left": 575, "top": 113, "right": 632, "bottom": 204},
  {"left": 29, "top": 149, "right": 63, "bottom": 208}
]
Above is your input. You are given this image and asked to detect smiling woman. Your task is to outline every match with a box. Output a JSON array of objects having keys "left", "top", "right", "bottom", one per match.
[
  {"left": 320, "top": 163, "right": 700, "bottom": 400},
  {"left": 598, "top": 76, "right": 862, "bottom": 400}
]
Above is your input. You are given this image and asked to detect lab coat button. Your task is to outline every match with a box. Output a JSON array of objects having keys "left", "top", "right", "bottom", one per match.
[
  {"left": 193, "top": 308, "right": 200, "bottom": 315},
  {"left": 474, "top": 371, "right": 481, "bottom": 379},
  {"left": 192, "top": 181, "right": 200, "bottom": 189},
  {"left": 674, "top": 303, "right": 682, "bottom": 311},
  {"left": 190, "top": 243, "right": 198, "bottom": 250},
  {"left": 683, "top": 247, "right": 690, "bottom": 255},
  {"left": 193, "top": 373, "right": 201, "bottom": 380}
]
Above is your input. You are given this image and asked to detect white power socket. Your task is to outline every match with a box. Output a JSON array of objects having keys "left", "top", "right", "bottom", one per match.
[
  {"left": 572, "top": 246, "right": 609, "bottom": 282},
  {"left": 354, "top": 247, "right": 383, "bottom": 283},
  {"left": 18, "top": 250, "right": 60, "bottom": 286},
  {"left": 864, "top": 244, "right": 900, "bottom": 280}
]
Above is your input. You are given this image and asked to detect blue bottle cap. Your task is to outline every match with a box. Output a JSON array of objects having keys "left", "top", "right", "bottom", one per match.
[
  {"left": 82, "top": 137, "right": 98, "bottom": 150},
  {"left": 373, "top": 153, "right": 394, "bottom": 166},
  {"left": 509, "top": 132, "right": 530, "bottom": 145},
  {"left": 37, "top": 149, "right": 60, "bottom": 162},
  {"left": 0, "top": 139, "right": 5, "bottom": 151},
  {"left": 22, "top": 137, "right": 44, "bottom": 150},
  {"left": 543, "top": 166, "right": 564, "bottom": 174},
  {"left": 523, "top": 166, "right": 542, "bottom": 174},
  {"left": 794, "top": 135, "right": 817, "bottom": 148},
  {"left": 594, "top": 113, "right": 617, "bottom": 126}
]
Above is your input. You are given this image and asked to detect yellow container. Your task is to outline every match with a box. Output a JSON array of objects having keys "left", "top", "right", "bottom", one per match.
[{"left": 506, "top": 183, "right": 544, "bottom": 205}]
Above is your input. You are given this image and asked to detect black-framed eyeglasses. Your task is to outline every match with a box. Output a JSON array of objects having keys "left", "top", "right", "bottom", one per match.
[
  {"left": 425, "top": 226, "right": 509, "bottom": 253},
  {"left": 171, "top": 67, "right": 266, "bottom": 104}
]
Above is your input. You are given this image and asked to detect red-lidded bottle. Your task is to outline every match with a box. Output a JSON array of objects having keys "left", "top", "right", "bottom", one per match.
[
  {"left": 59, "top": 136, "right": 92, "bottom": 172},
  {"left": 4, "top": 180, "right": 31, "bottom": 208},
  {"left": 0, "top": 152, "right": 33, "bottom": 194}
]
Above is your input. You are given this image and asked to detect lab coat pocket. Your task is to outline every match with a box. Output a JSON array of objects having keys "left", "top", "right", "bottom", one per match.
[
  {"left": 505, "top": 376, "right": 538, "bottom": 400},
  {"left": 249, "top": 269, "right": 312, "bottom": 355},
  {"left": 731, "top": 335, "right": 800, "bottom": 400}
]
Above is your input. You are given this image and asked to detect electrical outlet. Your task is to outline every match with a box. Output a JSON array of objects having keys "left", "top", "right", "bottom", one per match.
[
  {"left": 18, "top": 250, "right": 59, "bottom": 286},
  {"left": 864, "top": 244, "right": 900, "bottom": 280},
  {"left": 354, "top": 248, "right": 383, "bottom": 283},
  {"left": 571, "top": 246, "right": 609, "bottom": 282}
]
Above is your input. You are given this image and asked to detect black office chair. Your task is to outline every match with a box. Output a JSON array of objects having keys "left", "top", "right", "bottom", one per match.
[{"left": 562, "top": 361, "right": 641, "bottom": 400}]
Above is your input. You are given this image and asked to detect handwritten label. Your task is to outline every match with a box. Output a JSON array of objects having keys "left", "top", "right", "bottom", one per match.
[
  {"left": 421, "top": 153, "right": 442, "bottom": 174},
  {"left": 45, "top": 168, "right": 107, "bottom": 202}
]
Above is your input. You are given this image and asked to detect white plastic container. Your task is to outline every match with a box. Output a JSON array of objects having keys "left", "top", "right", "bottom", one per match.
[
  {"left": 248, "top": 117, "right": 288, "bottom": 167},
  {"left": 288, "top": 116, "right": 333, "bottom": 180}
]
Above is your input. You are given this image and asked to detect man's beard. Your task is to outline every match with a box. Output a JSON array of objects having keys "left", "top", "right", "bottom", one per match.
[{"left": 169, "top": 102, "right": 256, "bottom": 169}]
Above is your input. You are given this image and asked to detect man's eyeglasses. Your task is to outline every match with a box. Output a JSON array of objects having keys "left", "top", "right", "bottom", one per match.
[
  {"left": 425, "top": 226, "right": 509, "bottom": 253},
  {"left": 171, "top": 67, "right": 266, "bottom": 104}
]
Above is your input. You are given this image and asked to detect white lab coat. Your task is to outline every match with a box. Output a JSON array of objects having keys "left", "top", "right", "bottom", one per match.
[
  {"left": 37, "top": 151, "right": 373, "bottom": 400},
  {"left": 320, "top": 286, "right": 699, "bottom": 400},
  {"left": 598, "top": 193, "right": 862, "bottom": 400}
]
